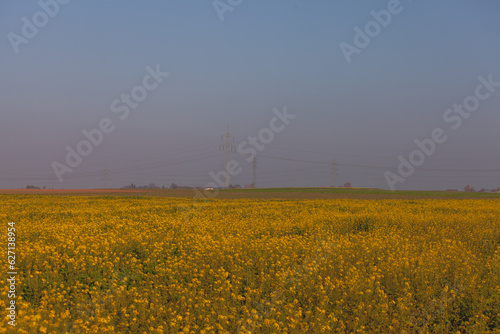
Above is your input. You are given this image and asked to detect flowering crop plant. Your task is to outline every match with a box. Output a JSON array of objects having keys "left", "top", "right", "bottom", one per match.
[{"left": 1, "top": 195, "right": 499, "bottom": 333}]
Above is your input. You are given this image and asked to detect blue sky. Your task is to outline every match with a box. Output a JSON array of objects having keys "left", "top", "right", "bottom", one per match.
[{"left": 1, "top": 0, "right": 499, "bottom": 190}]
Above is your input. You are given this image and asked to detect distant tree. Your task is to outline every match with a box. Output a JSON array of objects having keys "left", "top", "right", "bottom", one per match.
[
  {"left": 343, "top": 182, "right": 352, "bottom": 188},
  {"left": 464, "top": 184, "right": 476, "bottom": 192},
  {"left": 170, "top": 183, "right": 178, "bottom": 189},
  {"left": 25, "top": 185, "right": 40, "bottom": 189}
]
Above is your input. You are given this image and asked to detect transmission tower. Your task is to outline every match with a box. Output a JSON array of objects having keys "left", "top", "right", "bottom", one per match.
[
  {"left": 219, "top": 125, "right": 236, "bottom": 188},
  {"left": 252, "top": 156, "right": 257, "bottom": 188},
  {"left": 331, "top": 158, "right": 337, "bottom": 187},
  {"left": 103, "top": 166, "right": 110, "bottom": 189}
]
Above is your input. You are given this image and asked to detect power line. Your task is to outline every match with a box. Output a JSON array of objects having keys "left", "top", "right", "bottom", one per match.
[
  {"left": 268, "top": 145, "right": 500, "bottom": 163},
  {"left": 258, "top": 154, "right": 331, "bottom": 165},
  {"left": 2, "top": 135, "right": 499, "bottom": 189},
  {"left": 260, "top": 153, "right": 500, "bottom": 173}
]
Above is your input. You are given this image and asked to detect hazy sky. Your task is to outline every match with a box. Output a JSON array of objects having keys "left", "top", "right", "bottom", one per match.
[{"left": 1, "top": 0, "right": 500, "bottom": 190}]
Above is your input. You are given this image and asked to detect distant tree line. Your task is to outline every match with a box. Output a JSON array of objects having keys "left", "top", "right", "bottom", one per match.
[
  {"left": 25, "top": 185, "right": 47, "bottom": 189},
  {"left": 463, "top": 184, "right": 500, "bottom": 193},
  {"left": 121, "top": 183, "right": 242, "bottom": 190}
]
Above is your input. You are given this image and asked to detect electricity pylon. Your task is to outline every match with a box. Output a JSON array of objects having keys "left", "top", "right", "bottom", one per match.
[
  {"left": 219, "top": 125, "right": 236, "bottom": 188},
  {"left": 252, "top": 156, "right": 257, "bottom": 188},
  {"left": 331, "top": 158, "right": 337, "bottom": 187},
  {"left": 103, "top": 166, "right": 110, "bottom": 189}
]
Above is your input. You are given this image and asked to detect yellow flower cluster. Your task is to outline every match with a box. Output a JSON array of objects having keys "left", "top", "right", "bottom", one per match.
[{"left": 1, "top": 195, "right": 499, "bottom": 333}]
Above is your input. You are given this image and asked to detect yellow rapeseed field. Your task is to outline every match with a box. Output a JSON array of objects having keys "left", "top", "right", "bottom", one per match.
[{"left": 1, "top": 195, "right": 500, "bottom": 333}]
